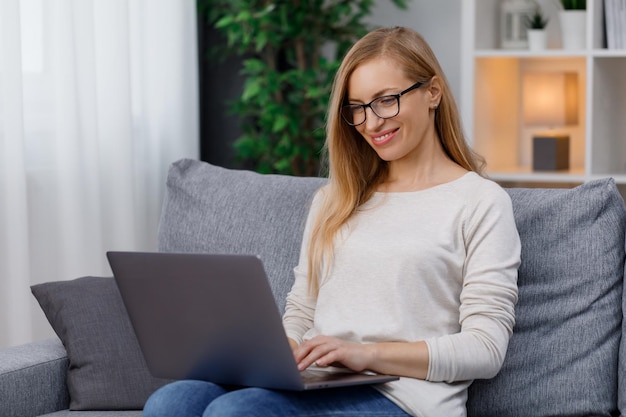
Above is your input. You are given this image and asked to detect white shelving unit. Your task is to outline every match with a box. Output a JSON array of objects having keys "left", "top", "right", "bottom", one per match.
[{"left": 460, "top": 0, "right": 626, "bottom": 198}]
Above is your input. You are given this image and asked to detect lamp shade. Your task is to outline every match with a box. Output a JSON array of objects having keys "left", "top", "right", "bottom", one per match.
[{"left": 522, "top": 72, "right": 579, "bottom": 126}]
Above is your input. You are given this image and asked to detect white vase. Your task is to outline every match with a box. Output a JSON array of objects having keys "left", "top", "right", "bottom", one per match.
[
  {"left": 559, "top": 10, "right": 586, "bottom": 50},
  {"left": 527, "top": 29, "right": 548, "bottom": 51}
]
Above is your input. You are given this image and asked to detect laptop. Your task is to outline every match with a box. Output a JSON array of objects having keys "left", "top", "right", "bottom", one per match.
[{"left": 107, "top": 251, "right": 398, "bottom": 391}]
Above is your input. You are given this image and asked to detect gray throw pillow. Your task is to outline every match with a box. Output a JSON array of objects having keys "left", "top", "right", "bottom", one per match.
[
  {"left": 158, "top": 159, "right": 326, "bottom": 314},
  {"left": 31, "top": 276, "right": 170, "bottom": 410},
  {"left": 467, "top": 179, "right": 626, "bottom": 417}
]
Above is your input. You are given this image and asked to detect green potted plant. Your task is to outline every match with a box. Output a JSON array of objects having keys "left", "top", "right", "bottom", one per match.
[
  {"left": 558, "top": 0, "right": 586, "bottom": 50},
  {"left": 526, "top": 7, "right": 549, "bottom": 50},
  {"left": 197, "top": 0, "right": 409, "bottom": 176},
  {"left": 526, "top": 7, "right": 549, "bottom": 29},
  {"left": 560, "top": 0, "right": 586, "bottom": 9}
]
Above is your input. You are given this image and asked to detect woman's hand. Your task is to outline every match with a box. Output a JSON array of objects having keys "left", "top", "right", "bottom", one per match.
[
  {"left": 292, "top": 335, "right": 430, "bottom": 379},
  {"left": 293, "top": 335, "right": 374, "bottom": 372}
]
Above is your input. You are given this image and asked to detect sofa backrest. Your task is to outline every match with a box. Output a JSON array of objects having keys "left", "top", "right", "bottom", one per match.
[
  {"left": 158, "top": 159, "right": 626, "bottom": 417},
  {"left": 158, "top": 159, "right": 325, "bottom": 313}
]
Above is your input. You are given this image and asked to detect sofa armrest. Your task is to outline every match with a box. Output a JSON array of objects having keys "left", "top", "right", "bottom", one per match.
[{"left": 0, "top": 338, "right": 70, "bottom": 417}]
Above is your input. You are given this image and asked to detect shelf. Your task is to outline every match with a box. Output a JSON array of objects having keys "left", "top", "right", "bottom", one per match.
[
  {"left": 591, "top": 49, "right": 626, "bottom": 57},
  {"left": 462, "top": 0, "right": 626, "bottom": 201},
  {"left": 591, "top": 174, "right": 626, "bottom": 184},
  {"left": 486, "top": 168, "right": 584, "bottom": 182},
  {"left": 486, "top": 169, "right": 626, "bottom": 184},
  {"left": 474, "top": 49, "right": 588, "bottom": 58},
  {"left": 475, "top": 49, "right": 626, "bottom": 58}
]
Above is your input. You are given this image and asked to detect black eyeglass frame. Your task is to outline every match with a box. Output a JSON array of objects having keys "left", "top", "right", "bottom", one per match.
[{"left": 341, "top": 81, "right": 425, "bottom": 127}]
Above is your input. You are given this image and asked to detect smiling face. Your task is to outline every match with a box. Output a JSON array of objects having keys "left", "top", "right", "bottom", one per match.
[{"left": 346, "top": 58, "right": 440, "bottom": 166}]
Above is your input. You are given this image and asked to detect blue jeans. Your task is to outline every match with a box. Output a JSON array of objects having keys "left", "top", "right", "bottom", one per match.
[{"left": 142, "top": 380, "right": 411, "bottom": 417}]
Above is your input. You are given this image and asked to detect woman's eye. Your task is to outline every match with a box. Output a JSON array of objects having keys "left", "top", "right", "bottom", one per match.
[
  {"left": 377, "top": 97, "right": 397, "bottom": 106},
  {"left": 350, "top": 105, "right": 364, "bottom": 114}
]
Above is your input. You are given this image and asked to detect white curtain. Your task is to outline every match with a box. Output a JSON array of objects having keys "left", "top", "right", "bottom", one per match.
[{"left": 0, "top": 0, "right": 199, "bottom": 347}]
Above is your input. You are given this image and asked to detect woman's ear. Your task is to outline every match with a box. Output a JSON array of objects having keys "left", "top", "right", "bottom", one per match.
[{"left": 427, "top": 76, "right": 443, "bottom": 109}]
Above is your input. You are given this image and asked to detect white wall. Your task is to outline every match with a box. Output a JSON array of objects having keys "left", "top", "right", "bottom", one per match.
[{"left": 368, "top": 0, "right": 462, "bottom": 102}]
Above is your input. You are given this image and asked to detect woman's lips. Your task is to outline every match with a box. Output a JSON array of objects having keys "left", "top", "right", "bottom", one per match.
[{"left": 371, "top": 128, "right": 399, "bottom": 146}]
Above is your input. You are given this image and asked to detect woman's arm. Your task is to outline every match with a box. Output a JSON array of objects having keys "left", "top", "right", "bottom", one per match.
[
  {"left": 426, "top": 185, "right": 520, "bottom": 382},
  {"left": 282, "top": 190, "right": 324, "bottom": 344}
]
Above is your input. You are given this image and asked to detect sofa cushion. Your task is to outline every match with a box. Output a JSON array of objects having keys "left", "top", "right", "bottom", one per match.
[
  {"left": 467, "top": 179, "right": 626, "bottom": 417},
  {"left": 158, "top": 159, "right": 326, "bottom": 314},
  {"left": 31, "top": 276, "right": 170, "bottom": 411}
]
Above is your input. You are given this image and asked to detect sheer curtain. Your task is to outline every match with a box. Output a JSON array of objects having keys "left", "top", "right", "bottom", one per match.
[{"left": 0, "top": 0, "right": 198, "bottom": 347}]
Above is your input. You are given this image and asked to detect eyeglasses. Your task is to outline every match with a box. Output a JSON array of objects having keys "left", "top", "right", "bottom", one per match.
[{"left": 340, "top": 81, "right": 425, "bottom": 126}]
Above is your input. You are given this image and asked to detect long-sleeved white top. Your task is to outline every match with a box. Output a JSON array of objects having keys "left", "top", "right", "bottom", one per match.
[{"left": 282, "top": 172, "right": 521, "bottom": 417}]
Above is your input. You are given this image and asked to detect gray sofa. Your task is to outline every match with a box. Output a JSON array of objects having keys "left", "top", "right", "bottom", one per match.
[{"left": 1, "top": 158, "right": 625, "bottom": 417}]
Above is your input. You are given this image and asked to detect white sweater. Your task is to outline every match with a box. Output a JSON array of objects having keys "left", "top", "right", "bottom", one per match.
[{"left": 283, "top": 172, "right": 521, "bottom": 417}]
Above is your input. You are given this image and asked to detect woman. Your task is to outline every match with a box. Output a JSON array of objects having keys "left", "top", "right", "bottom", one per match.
[{"left": 143, "top": 26, "right": 520, "bottom": 417}]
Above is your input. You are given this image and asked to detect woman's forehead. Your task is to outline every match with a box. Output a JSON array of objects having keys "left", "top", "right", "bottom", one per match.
[{"left": 347, "top": 58, "right": 411, "bottom": 100}]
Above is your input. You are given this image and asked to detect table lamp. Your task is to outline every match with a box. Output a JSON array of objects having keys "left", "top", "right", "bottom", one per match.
[{"left": 522, "top": 72, "right": 578, "bottom": 171}]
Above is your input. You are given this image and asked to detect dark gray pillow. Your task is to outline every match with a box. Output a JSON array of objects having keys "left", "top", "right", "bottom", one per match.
[
  {"left": 158, "top": 159, "right": 326, "bottom": 314},
  {"left": 468, "top": 179, "right": 626, "bottom": 417},
  {"left": 31, "top": 276, "right": 169, "bottom": 410}
]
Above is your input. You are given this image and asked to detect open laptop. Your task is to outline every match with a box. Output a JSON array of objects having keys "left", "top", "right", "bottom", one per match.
[{"left": 107, "top": 251, "right": 398, "bottom": 391}]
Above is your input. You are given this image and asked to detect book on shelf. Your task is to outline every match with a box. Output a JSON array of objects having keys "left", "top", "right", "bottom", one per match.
[{"left": 605, "top": 0, "right": 626, "bottom": 49}]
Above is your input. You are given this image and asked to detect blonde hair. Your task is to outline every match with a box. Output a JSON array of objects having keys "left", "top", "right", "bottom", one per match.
[{"left": 307, "top": 27, "right": 484, "bottom": 295}]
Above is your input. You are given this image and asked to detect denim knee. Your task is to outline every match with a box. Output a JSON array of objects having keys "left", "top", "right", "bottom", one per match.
[
  {"left": 203, "top": 388, "right": 278, "bottom": 417},
  {"left": 143, "top": 380, "right": 227, "bottom": 417}
]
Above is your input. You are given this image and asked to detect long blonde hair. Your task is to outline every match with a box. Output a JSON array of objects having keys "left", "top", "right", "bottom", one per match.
[{"left": 307, "top": 27, "right": 484, "bottom": 295}]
